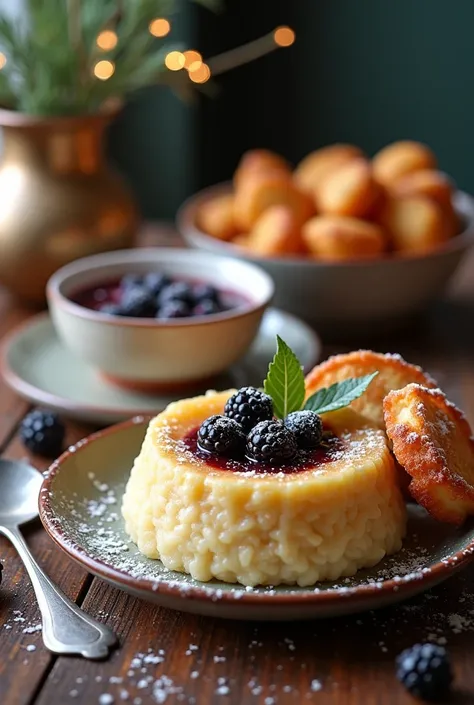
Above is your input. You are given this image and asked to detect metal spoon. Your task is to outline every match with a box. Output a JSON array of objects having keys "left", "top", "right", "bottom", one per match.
[{"left": 0, "top": 458, "right": 117, "bottom": 659}]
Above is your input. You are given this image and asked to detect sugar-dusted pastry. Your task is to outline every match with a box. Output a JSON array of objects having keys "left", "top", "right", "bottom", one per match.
[
  {"left": 373, "top": 141, "right": 437, "bottom": 187},
  {"left": 197, "top": 193, "right": 237, "bottom": 241},
  {"left": 384, "top": 384, "right": 474, "bottom": 525},
  {"left": 294, "top": 144, "right": 363, "bottom": 194},
  {"left": 305, "top": 351, "right": 437, "bottom": 429},
  {"left": 302, "top": 215, "right": 386, "bottom": 261},
  {"left": 316, "top": 158, "right": 380, "bottom": 218},
  {"left": 234, "top": 149, "right": 290, "bottom": 190},
  {"left": 234, "top": 171, "right": 314, "bottom": 232},
  {"left": 122, "top": 390, "right": 406, "bottom": 587},
  {"left": 378, "top": 196, "right": 449, "bottom": 254},
  {"left": 246, "top": 205, "right": 305, "bottom": 257}
]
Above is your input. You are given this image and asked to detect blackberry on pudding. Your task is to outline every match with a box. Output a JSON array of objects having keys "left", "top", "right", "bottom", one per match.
[
  {"left": 224, "top": 387, "right": 273, "bottom": 432},
  {"left": 197, "top": 415, "right": 245, "bottom": 456},
  {"left": 284, "top": 410, "right": 323, "bottom": 449},
  {"left": 119, "top": 287, "right": 156, "bottom": 317},
  {"left": 246, "top": 420, "right": 297, "bottom": 465}
]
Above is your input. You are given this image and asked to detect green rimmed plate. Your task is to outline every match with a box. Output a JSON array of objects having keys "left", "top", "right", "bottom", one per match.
[{"left": 39, "top": 418, "right": 474, "bottom": 620}]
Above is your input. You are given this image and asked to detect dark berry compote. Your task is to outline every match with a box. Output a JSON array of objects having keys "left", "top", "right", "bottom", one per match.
[{"left": 70, "top": 272, "right": 250, "bottom": 320}]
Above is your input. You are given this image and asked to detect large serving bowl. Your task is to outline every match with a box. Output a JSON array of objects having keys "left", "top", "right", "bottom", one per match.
[
  {"left": 177, "top": 184, "right": 474, "bottom": 334},
  {"left": 47, "top": 248, "right": 273, "bottom": 391}
]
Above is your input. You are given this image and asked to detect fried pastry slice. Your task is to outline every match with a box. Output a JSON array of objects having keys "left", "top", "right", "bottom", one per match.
[
  {"left": 246, "top": 205, "right": 305, "bottom": 256},
  {"left": 315, "top": 158, "right": 380, "bottom": 218},
  {"left": 197, "top": 193, "right": 237, "bottom": 241},
  {"left": 384, "top": 384, "right": 474, "bottom": 525},
  {"left": 305, "top": 350, "right": 437, "bottom": 429}
]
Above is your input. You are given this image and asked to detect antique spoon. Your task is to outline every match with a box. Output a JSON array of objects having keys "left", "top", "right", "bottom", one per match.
[{"left": 0, "top": 458, "right": 116, "bottom": 658}]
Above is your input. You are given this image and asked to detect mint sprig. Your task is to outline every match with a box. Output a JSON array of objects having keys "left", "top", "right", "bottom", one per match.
[
  {"left": 263, "top": 336, "right": 305, "bottom": 419},
  {"left": 303, "top": 372, "right": 379, "bottom": 415},
  {"left": 262, "top": 337, "right": 378, "bottom": 419}
]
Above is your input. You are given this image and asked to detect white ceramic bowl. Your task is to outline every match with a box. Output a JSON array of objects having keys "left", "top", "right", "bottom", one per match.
[
  {"left": 177, "top": 185, "right": 474, "bottom": 335},
  {"left": 47, "top": 248, "right": 274, "bottom": 391}
]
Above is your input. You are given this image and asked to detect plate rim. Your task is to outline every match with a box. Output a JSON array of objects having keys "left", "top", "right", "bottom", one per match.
[
  {"left": 1, "top": 310, "right": 322, "bottom": 423},
  {"left": 39, "top": 416, "right": 474, "bottom": 610}
]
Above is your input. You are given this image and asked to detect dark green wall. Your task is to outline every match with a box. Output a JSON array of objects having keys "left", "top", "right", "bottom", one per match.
[{"left": 108, "top": 0, "right": 474, "bottom": 220}]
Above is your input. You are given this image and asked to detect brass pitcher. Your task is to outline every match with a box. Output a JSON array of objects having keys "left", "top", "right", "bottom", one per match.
[{"left": 0, "top": 108, "right": 138, "bottom": 303}]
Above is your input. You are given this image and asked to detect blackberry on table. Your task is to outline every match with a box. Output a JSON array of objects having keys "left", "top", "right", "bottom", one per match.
[
  {"left": 118, "top": 287, "right": 156, "bottom": 317},
  {"left": 246, "top": 420, "right": 297, "bottom": 465},
  {"left": 224, "top": 387, "right": 273, "bottom": 432},
  {"left": 198, "top": 415, "right": 245, "bottom": 456},
  {"left": 396, "top": 643, "right": 453, "bottom": 701},
  {"left": 20, "top": 409, "right": 65, "bottom": 458},
  {"left": 284, "top": 410, "right": 323, "bottom": 449}
]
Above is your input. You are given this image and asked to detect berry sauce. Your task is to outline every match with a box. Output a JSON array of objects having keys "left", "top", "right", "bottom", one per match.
[
  {"left": 182, "top": 427, "right": 345, "bottom": 474},
  {"left": 71, "top": 279, "right": 250, "bottom": 314}
]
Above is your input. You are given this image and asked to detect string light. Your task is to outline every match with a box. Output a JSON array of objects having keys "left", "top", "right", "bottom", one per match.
[
  {"left": 0, "top": 53, "right": 6, "bottom": 70},
  {"left": 96, "top": 30, "right": 118, "bottom": 51},
  {"left": 273, "top": 26, "right": 295, "bottom": 47},
  {"left": 149, "top": 18, "right": 171, "bottom": 37},
  {"left": 165, "top": 51, "right": 185, "bottom": 71},
  {"left": 189, "top": 63, "right": 211, "bottom": 84},
  {"left": 93, "top": 60, "right": 115, "bottom": 80},
  {"left": 183, "top": 50, "right": 202, "bottom": 70}
]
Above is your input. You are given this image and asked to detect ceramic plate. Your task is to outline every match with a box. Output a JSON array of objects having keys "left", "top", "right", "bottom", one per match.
[
  {"left": 39, "top": 418, "right": 474, "bottom": 621},
  {"left": 1, "top": 309, "right": 320, "bottom": 425}
]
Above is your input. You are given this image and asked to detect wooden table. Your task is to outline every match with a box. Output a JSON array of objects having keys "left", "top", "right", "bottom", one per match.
[{"left": 1, "top": 229, "right": 474, "bottom": 705}]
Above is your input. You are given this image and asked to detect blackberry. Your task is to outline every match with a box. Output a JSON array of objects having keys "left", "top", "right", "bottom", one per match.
[
  {"left": 157, "top": 300, "right": 190, "bottom": 319},
  {"left": 20, "top": 409, "right": 65, "bottom": 457},
  {"left": 396, "top": 643, "right": 453, "bottom": 700},
  {"left": 159, "top": 282, "right": 194, "bottom": 306},
  {"left": 246, "top": 420, "right": 297, "bottom": 465},
  {"left": 224, "top": 387, "right": 273, "bottom": 432},
  {"left": 143, "top": 272, "right": 170, "bottom": 297},
  {"left": 193, "top": 299, "right": 222, "bottom": 316},
  {"left": 99, "top": 303, "right": 121, "bottom": 316},
  {"left": 197, "top": 415, "right": 245, "bottom": 456},
  {"left": 284, "top": 410, "right": 323, "bottom": 449},
  {"left": 118, "top": 287, "right": 156, "bottom": 317},
  {"left": 120, "top": 273, "right": 144, "bottom": 290},
  {"left": 193, "top": 283, "right": 219, "bottom": 304}
]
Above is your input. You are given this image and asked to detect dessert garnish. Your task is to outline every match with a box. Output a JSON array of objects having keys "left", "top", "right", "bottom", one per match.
[
  {"left": 396, "top": 643, "right": 453, "bottom": 701},
  {"left": 197, "top": 336, "right": 378, "bottom": 465},
  {"left": 20, "top": 409, "right": 65, "bottom": 458}
]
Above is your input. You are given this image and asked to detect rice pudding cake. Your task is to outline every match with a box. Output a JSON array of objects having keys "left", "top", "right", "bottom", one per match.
[{"left": 122, "top": 388, "right": 406, "bottom": 587}]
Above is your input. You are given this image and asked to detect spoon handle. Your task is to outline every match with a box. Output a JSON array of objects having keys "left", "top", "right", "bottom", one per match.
[{"left": 1, "top": 525, "right": 117, "bottom": 659}]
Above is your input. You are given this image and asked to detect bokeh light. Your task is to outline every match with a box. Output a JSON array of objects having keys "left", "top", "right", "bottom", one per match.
[
  {"left": 183, "top": 50, "right": 202, "bottom": 70},
  {"left": 0, "top": 53, "right": 6, "bottom": 70},
  {"left": 93, "top": 60, "right": 115, "bottom": 80},
  {"left": 165, "top": 51, "right": 185, "bottom": 71},
  {"left": 149, "top": 18, "right": 171, "bottom": 37},
  {"left": 273, "top": 26, "right": 295, "bottom": 47},
  {"left": 189, "top": 63, "right": 211, "bottom": 84},
  {"left": 96, "top": 30, "right": 118, "bottom": 51}
]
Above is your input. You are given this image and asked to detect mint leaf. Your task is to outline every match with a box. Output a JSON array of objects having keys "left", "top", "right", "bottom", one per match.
[
  {"left": 263, "top": 336, "right": 305, "bottom": 419},
  {"left": 303, "top": 372, "right": 379, "bottom": 415}
]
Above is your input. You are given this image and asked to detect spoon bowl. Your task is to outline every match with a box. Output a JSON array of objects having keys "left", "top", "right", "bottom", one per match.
[{"left": 0, "top": 458, "right": 42, "bottom": 527}]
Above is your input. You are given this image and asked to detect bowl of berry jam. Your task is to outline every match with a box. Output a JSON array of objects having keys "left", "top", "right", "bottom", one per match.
[{"left": 46, "top": 248, "right": 274, "bottom": 391}]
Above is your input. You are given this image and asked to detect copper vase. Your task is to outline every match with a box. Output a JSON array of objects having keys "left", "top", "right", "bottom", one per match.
[{"left": 0, "top": 108, "right": 138, "bottom": 304}]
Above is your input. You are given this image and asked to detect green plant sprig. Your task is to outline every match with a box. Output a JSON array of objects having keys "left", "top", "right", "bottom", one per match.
[{"left": 264, "top": 336, "right": 378, "bottom": 419}]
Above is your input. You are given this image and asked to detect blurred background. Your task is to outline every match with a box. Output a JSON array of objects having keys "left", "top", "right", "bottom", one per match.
[{"left": 107, "top": 0, "right": 474, "bottom": 220}]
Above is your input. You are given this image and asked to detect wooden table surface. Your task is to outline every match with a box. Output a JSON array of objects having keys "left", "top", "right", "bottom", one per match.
[{"left": 1, "top": 228, "right": 474, "bottom": 705}]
